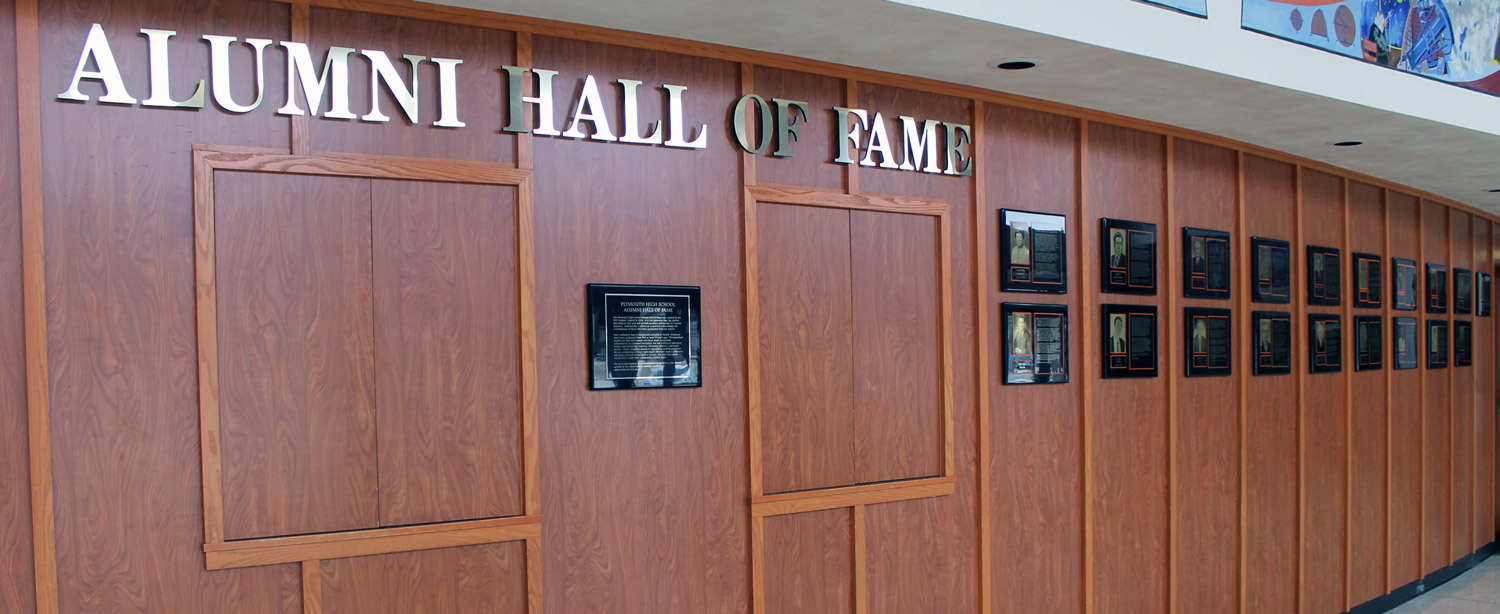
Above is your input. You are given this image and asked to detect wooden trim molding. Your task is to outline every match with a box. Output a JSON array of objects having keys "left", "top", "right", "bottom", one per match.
[
  {"left": 206, "top": 516, "right": 544, "bottom": 570},
  {"left": 301, "top": 560, "right": 322, "bottom": 614},
  {"left": 750, "top": 477, "right": 958, "bottom": 518}
]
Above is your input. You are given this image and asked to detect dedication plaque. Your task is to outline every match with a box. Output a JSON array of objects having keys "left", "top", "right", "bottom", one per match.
[
  {"left": 1393, "top": 258, "right": 1418, "bottom": 311},
  {"left": 1455, "top": 320, "right": 1473, "bottom": 367},
  {"left": 1352, "top": 252, "right": 1382, "bottom": 309},
  {"left": 1454, "top": 268, "right": 1473, "bottom": 315},
  {"left": 1306, "top": 245, "right": 1341, "bottom": 306},
  {"left": 1354, "top": 315, "right": 1382, "bottom": 371},
  {"left": 1480, "top": 273, "right": 1492, "bottom": 317},
  {"left": 1308, "top": 314, "right": 1342, "bottom": 374},
  {"left": 1251, "top": 237, "right": 1291, "bottom": 304},
  {"left": 1184, "top": 307, "right": 1231, "bottom": 377},
  {"left": 1182, "top": 227, "right": 1230, "bottom": 300},
  {"left": 1100, "top": 218, "right": 1157, "bottom": 295},
  {"left": 1393, "top": 317, "right": 1419, "bottom": 370},
  {"left": 1102, "top": 304, "right": 1158, "bottom": 378},
  {"left": 587, "top": 284, "right": 702, "bottom": 390},
  {"left": 1001, "top": 209, "right": 1068, "bottom": 293},
  {"left": 1002, "top": 303, "right": 1069, "bottom": 384},
  {"left": 1427, "top": 319, "right": 1449, "bottom": 369},
  {"left": 1426, "top": 263, "right": 1448, "bottom": 314},
  {"left": 1252, "top": 310, "right": 1292, "bottom": 376}
]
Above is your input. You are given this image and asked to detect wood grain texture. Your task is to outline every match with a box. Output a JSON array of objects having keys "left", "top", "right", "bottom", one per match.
[
  {"left": 301, "top": 560, "right": 321, "bottom": 614},
  {"left": 752, "top": 478, "right": 955, "bottom": 517},
  {"left": 1243, "top": 155, "right": 1300, "bottom": 614},
  {"left": 751, "top": 66, "right": 844, "bottom": 190},
  {"left": 1449, "top": 211, "right": 1474, "bottom": 559},
  {"left": 1422, "top": 200, "right": 1452, "bottom": 575},
  {"left": 764, "top": 509, "right": 853, "bottom": 614},
  {"left": 1171, "top": 138, "right": 1239, "bottom": 614},
  {"left": 1474, "top": 221, "right": 1495, "bottom": 549},
  {"left": 371, "top": 180, "right": 523, "bottom": 526},
  {"left": 1387, "top": 192, "right": 1424, "bottom": 589},
  {"left": 197, "top": 146, "right": 527, "bottom": 185},
  {"left": 321, "top": 542, "right": 526, "bottom": 614},
  {"left": 1347, "top": 180, "right": 1387, "bottom": 606},
  {"left": 985, "top": 103, "right": 1083, "bottom": 614}
]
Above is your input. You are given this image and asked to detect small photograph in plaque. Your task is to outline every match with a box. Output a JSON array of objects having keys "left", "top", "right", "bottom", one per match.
[
  {"left": 1426, "top": 263, "right": 1448, "bottom": 314},
  {"left": 1102, "top": 304, "right": 1158, "bottom": 378},
  {"left": 1427, "top": 319, "right": 1448, "bottom": 369},
  {"left": 1308, "top": 314, "right": 1342, "bottom": 374},
  {"left": 1184, "top": 307, "right": 1231, "bottom": 377},
  {"left": 1393, "top": 317, "right": 1419, "bottom": 370},
  {"left": 1454, "top": 268, "right": 1473, "bottom": 315},
  {"left": 1455, "top": 320, "right": 1473, "bottom": 367},
  {"left": 1351, "top": 252, "right": 1382, "bottom": 309},
  {"left": 1354, "top": 315, "right": 1382, "bottom": 371},
  {"left": 1392, "top": 258, "right": 1418, "bottom": 311},
  {"left": 587, "top": 283, "right": 702, "bottom": 390},
  {"left": 1002, "top": 303, "right": 1069, "bottom": 385},
  {"left": 1100, "top": 218, "right": 1157, "bottom": 295},
  {"left": 1001, "top": 209, "right": 1068, "bottom": 294},
  {"left": 1306, "top": 245, "right": 1341, "bottom": 306},
  {"left": 1252, "top": 310, "right": 1292, "bottom": 376},
  {"left": 1480, "top": 273, "right": 1492, "bottom": 317},
  {"left": 1251, "top": 237, "right": 1291, "bottom": 304},
  {"left": 1182, "top": 227, "right": 1230, "bottom": 300}
]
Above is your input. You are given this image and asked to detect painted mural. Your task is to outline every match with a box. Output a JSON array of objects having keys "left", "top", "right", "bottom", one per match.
[
  {"left": 1243, "top": 0, "right": 1500, "bottom": 95},
  {"left": 1139, "top": 0, "right": 1210, "bottom": 17}
]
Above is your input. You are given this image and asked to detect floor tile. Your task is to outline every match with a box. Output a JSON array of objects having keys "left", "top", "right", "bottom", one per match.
[{"left": 1387, "top": 595, "right": 1500, "bottom": 613}]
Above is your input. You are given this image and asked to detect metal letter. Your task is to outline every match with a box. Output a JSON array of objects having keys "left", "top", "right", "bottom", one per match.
[
  {"left": 561, "top": 74, "right": 618, "bottom": 141},
  {"left": 898, "top": 116, "right": 942, "bottom": 173},
  {"left": 58, "top": 23, "right": 136, "bottom": 104},
  {"left": 277, "top": 42, "right": 355, "bottom": 119},
  {"left": 501, "top": 66, "right": 560, "bottom": 136},
  {"left": 662, "top": 84, "right": 706, "bottom": 149},
  {"left": 772, "top": 98, "right": 809, "bottom": 158},
  {"left": 731, "top": 94, "right": 773, "bottom": 154},
  {"left": 617, "top": 79, "right": 662, "bottom": 144},
  {"left": 944, "top": 122, "right": 975, "bottom": 176},
  {"left": 431, "top": 58, "right": 464, "bottom": 128},
  {"left": 203, "top": 35, "right": 270, "bottom": 113},
  {"left": 141, "top": 29, "right": 205, "bottom": 108},
  {"left": 859, "top": 112, "right": 899, "bottom": 169},
  {"left": 361, "top": 50, "right": 423, "bottom": 123},
  {"left": 832, "top": 107, "right": 867, "bottom": 164}
]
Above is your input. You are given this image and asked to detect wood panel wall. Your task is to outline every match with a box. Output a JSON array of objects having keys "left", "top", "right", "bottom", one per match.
[{"left": 7, "top": 0, "right": 1500, "bottom": 612}]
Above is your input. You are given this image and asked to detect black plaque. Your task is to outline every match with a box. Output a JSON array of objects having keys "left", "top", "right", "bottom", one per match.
[
  {"left": 1100, "top": 218, "right": 1157, "bottom": 295},
  {"left": 587, "top": 284, "right": 702, "bottom": 390},
  {"left": 1102, "top": 304, "right": 1157, "bottom": 378},
  {"left": 1253, "top": 310, "right": 1292, "bottom": 376},
  {"left": 1001, "top": 209, "right": 1068, "bottom": 293},
  {"left": 1393, "top": 258, "right": 1418, "bottom": 311},
  {"left": 1306, "top": 245, "right": 1341, "bottom": 306},
  {"left": 1182, "top": 227, "right": 1230, "bottom": 300},
  {"left": 1455, "top": 320, "right": 1473, "bottom": 367},
  {"left": 1184, "top": 307, "right": 1231, "bottom": 377},
  {"left": 1354, "top": 315, "right": 1382, "bottom": 371},
  {"left": 1002, "top": 303, "right": 1069, "bottom": 385},
  {"left": 1393, "top": 317, "right": 1419, "bottom": 370},
  {"left": 1454, "top": 268, "right": 1473, "bottom": 315},
  {"left": 1352, "top": 252, "right": 1382, "bottom": 309},
  {"left": 1251, "top": 237, "right": 1291, "bottom": 304},
  {"left": 1426, "top": 263, "right": 1448, "bottom": 314},
  {"left": 1480, "top": 273, "right": 1492, "bottom": 317},
  {"left": 1308, "top": 314, "right": 1342, "bottom": 374},
  {"left": 1427, "top": 319, "right": 1448, "bottom": 369}
]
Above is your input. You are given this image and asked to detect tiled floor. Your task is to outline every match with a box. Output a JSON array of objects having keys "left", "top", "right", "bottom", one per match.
[{"left": 1391, "top": 555, "right": 1500, "bottom": 613}]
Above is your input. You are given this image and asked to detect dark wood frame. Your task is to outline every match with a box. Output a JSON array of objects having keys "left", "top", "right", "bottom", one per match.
[
  {"left": 1181, "top": 227, "right": 1231, "bottom": 300},
  {"left": 1427, "top": 263, "right": 1448, "bottom": 314},
  {"left": 1454, "top": 267, "right": 1473, "bottom": 314},
  {"left": 1354, "top": 315, "right": 1383, "bottom": 371},
  {"left": 1099, "top": 218, "right": 1157, "bottom": 295},
  {"left": 1307, "top": 313, "right": 1342, "bottom": 373},
  {"left": 1001, "top": 302, "right": 1069, "bottom": 384},
  {"left": 1393, "top": 257, "right": 1419, "bottom": 311},
  {"left": 1101, "top": 303, "right": 1158, "bottom": 378},
  {"left": 1393, "top": 316, "right": 1419, "bottom": 370},
  {"left": 1351, "top": 251, "right": 1382, "bottom": 309},
  {"left": 1455, "top": 319, "right": 1473, "bottom": 366},
  {"left": 1305, "top": 245, "right": 1341, "bottom": 306},
  {"left": 999, "top": 209, "right": 1068, "bottom": 293},
  {"left": 1426, "top": 319, "right": 1449, "bottom": 369},
  {"left": 1251, "top": 237, "right": 1291, "bottom": 304},
  {"left": 1183, "top": 307, "right": 1232, "bottom": 377},
  {"left": 1252, "top": 310, "right": 1292, "bottom": 375}
]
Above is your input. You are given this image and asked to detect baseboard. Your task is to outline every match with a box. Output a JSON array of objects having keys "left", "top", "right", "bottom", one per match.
[{"left": 1345, "top": 541, "right": 1497, "bottom": 614}]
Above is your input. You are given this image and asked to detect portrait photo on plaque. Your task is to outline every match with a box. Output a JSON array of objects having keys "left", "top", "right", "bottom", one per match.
[
  {"left": 1251, "top": 237, "right": 1291, "bottom": 304},
  {"left": 1001, "top": 209, "right": 1068, "bottom": 293},
  {"left": 1099, "top": 218, "right": 1157, "bottom": 295},
  {"left": 1252, "top": 310, "right": 1292, "bottom": 375},
  {"left": 1427, "top": 319, "right": 1449, "bottom": 369},
  {"left": 1308, "top": 313, "right": 1342, "bottom": 374},
  {"left": 1393, "top": 258, "right": 1418, "bottom": 311},
  {"left": 587, "top": 283, "right": 702, "bottom": 390},
  {"left": 1479, "top": 272, "right": 1492, "bottom": 317},
  {"left": 1102, "top": 304, "right": 1158, "bottom": 378},
  {"left": 1426, "top": 263, "right": 1448, "bottom": 314},
  {"left": 1454, "top": 268, "right": 1473, "bottom": 315},
  {"left": 1352, "top": 252, "right": 1382, "bottom": 309},
  {"left": 1002, "top": 303, "right": 1069, "bottom": 384},
  {"left": 1182, "top": 227, "right": 1230, "bottom": 300},
  {"left": 1393, "top": 317, "right": 1419, "bottom": 370},
  {"left": 1184, "top": 307, "right": 1231, "bottom": 377},
  {"left": 1455, "top": 320, "right": 1473, "bottom": 367},
  {"left": 1354, "top": 315, "right": 1382, "bottom": 371},
  {"left": 1306, "top": 245, "right": 1341, "bottom": 306}
]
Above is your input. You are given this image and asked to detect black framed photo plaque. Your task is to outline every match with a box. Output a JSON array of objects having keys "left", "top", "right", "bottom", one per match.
[
  {"left": 1306, "top": 245, "right": 1341, "bottom": 306},
  {"left": 1001, "top": 209, "right": 1068, "bottom": 293},
  {"left": 1454, "top": 268, "right": 1473, "bottom": 315},
  {"left": 1354, "top": 315, "right": 1382, "bottom": 371},
  {"left": 1002, "top": 303, "right": 1069, "bottom": 385},
  {"left": 1455, "top": 320, "right": 1473, "bottom": 367},
  {"left": 587, "top": 283, "right": 702, "bottom": 390},
  {"left": 1102, "top": 304, "right": 1158, "bottom": 378},
  {"left": 1426, "top": 263, "right": 1448, "bottom": 314},
  {"left": 1252, "top": 311, "right": 1292, "bottom": 376},
  {"left": 1480, "top": 273, "right": 1492, "bottom": 317},
  {"left": 1308, "top": 314, "right": 1342, "bottom": 374},
  {"left": 1393, "top": 258, "right": 1418, "bottom": 311},
  {"left": 1352, "top": 252, "right": 1382, "bottom": 309},
  {"left": 1393, "top": 317, "right": 1419, "bottom": 370},
  {"left": 1184, "top": 307, "right": 1231, "bottom": 377},
  {"left": 1427, "top": 319, "right": 1448, "bottom": 369},
  {"left": 1100, "top": 218, "right": 1157, "bottom": 295},
  {"left": 1182, "top": 227, "right": 1230, "bottom": 300},
  {"left": 1251, "top": 237, "right": 1291, "bottom": 304}
]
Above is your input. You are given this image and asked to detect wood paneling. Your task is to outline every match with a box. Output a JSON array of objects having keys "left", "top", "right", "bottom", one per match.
[
  {"left": 371, "top": 180, "right": 523, "bottom": 526},
  {"left": 1450, "top": 211, "right": 1474, "bottom": 559},
  {"left": 1423, "top": 200, "right": 1452, "bottom": 575},
  {"left": 985, "top": 103, "right": 1083, "bottom": 614},
  {"left": 321, "top": 542, "right": 526, "bottom": 614},
  {"left": 1475, "top": 221, "right": 1495, "bottom": 548},
  {"left": 1086, "top": 122, "right": 1168, "bottom": 614},
  {"left": 1347, "top": 180, "right": 1387, "bottom": 606},
  {"left": 1171, "top": 138, "right": 1238, "bottom": 614},
  {"left": 763, "top": 510, "right": 853, "bottom": 614},
  {"left": 1299, "top": 168, "right": 1347, "bottom": 614},
  {"left": 1243, "top": 155, "right": 1299, "bottom": 614},
  {"left": 750, "top": 66, "right": 844, "bottom": 190},
  {"left": 1387, "top": 192, "right": 1423, "bottom": 589}
]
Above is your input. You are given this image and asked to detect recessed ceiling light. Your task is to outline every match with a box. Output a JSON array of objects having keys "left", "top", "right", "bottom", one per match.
[
  {"left": 1487, "top": 188, "right": 1500, "bottom": 193},
  {"left": 1333, "top": 140, "right": 1364, "bottom": 147},
  {"left": 996, "top": 60, "right": 1038, "bottom": 71}
]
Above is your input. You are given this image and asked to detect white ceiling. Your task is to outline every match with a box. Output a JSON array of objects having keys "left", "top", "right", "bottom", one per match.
[{"left": 433, "top": 0, "right": 1500, "bottom": 215}]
